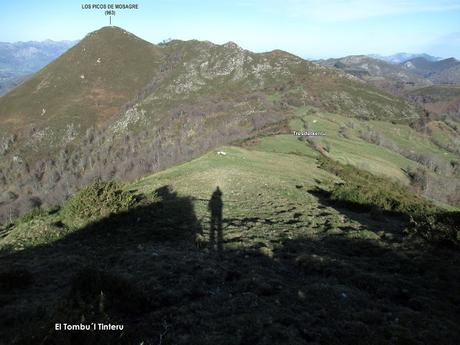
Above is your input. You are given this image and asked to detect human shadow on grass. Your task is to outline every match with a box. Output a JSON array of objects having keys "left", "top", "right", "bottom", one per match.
[
  {"left": 0, "top": 186, "right": 459, "bottom": 345},
  {"left": 208, "top": 186, "right": 224, "bottom": 255}
]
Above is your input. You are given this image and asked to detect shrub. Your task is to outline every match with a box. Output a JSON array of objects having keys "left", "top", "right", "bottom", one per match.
[
  {"left": 407, "top": 166, "right": 428, "bottom": 192},
  {"left": 63, "top": 180, "right": 136, "bottom": 221},
  {"left": 408, "top": 212, "right": 460, "bottom": 246},
  {"left": 339, "top": 125, "right": 353, "bottom": 139}
]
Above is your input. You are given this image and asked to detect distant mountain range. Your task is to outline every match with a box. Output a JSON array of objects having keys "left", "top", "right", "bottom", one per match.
[
  {"left": 315, "top": 54, "right": 460, "bottom": 119},
  {"left": 315, "top": 55, "right": 431, "bottom": 94},
  {"left": 0, "top": 40, "right": 78, "bottom": 95},
  {"left": 316, "top": 55, "right": 460, "bottom": 85},
  {"left": 368, "top": 53, "right": 442, "bottom": 64},
  {"left": 402, "top": 57, "right": 460, "bottom": 83}
]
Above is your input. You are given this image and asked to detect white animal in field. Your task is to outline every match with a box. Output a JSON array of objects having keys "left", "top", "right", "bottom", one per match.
[{"left": 217, "top": 151, "right": 227, "bottom": 156}]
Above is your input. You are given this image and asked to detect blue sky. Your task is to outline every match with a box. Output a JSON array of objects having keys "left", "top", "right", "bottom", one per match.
[{"left": 1, "top": 0, "right": 459, "bottom": 59}]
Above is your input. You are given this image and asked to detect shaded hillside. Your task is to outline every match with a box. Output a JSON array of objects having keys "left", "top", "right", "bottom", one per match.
[
  {"left": 405, "top": 84, "right": 460, "bottom": 120},
  {"left": 0, "top": 26, "right": 422, "bottom": 223},
  {"left": 402, "top": 57, "right": 460, "bottom": 84}
]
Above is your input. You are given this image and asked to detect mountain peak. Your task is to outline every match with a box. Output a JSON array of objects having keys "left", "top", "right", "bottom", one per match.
[
  {"left": 0, "top": 25, "right": 163, "bottom": 134},
  {"left": 222, "top": 41, "right": 242, "bottom": 50},
  {"left": 82, "top": 26, "right": 145, "bottom": 43}
]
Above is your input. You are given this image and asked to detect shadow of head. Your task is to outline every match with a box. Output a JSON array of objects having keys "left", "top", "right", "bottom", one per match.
[
  {"left": 209, "top": 186, "right": 223, "bottom": 212},
  {"left": 154, "top": 185, "right": 178, "bottom": 201}
]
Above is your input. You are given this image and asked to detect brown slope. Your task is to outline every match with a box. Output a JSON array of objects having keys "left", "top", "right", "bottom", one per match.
[{"left": 405, "top": 84, "right": 460, "bottom": 119}]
